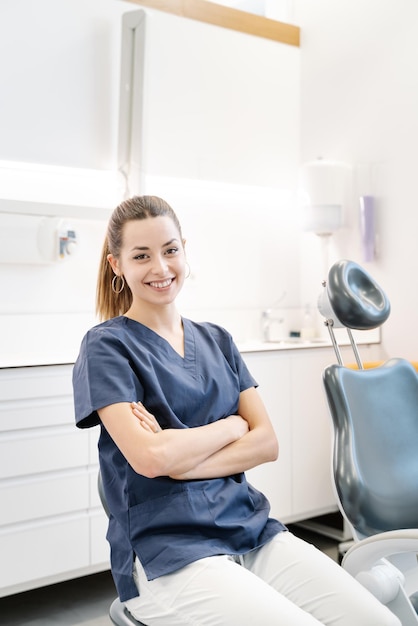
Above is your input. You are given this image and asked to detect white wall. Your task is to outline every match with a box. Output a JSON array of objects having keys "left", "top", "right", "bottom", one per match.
[
  {"left": 0, "top": 1, "right": 303, "bottom": 364},
  {"left": 0, "top": 0, "right": 133, "bottom": 170},
  {"left": 295, "top": 0, "right": 418, "bottom": 360},
  {"left": 0, "top": 0, "right": 133, "bottom": 366}
]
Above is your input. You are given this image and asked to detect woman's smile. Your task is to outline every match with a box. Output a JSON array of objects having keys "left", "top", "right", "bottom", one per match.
[{"left": 147, "top": 278, "right": 175, "bottom": 289}]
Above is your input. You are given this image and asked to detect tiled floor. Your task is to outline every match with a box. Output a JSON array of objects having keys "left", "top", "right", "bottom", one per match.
[{"left": 0, "top": 526, "right": 339, "bottom": 626}]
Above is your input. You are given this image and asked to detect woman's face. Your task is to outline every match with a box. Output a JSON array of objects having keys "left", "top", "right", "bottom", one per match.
[{"left": 108, "top": 216, "right": 186, "bottom": 309}]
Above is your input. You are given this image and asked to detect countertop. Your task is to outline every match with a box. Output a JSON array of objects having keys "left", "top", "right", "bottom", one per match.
[
  {"left": 238, "top": 327, "right": 380, "bottom": 353},
  {"left": 0, "top": 327, "right": 380, "bottom": 369},
  {"left": 237, "top": 338, "right": 332, "bottom": 353}
]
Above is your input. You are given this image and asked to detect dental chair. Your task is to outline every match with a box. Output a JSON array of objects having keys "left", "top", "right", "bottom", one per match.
[
  {"left": 319, "top": 259, "right": 418, "bottom": 625},
  {"left": 98, "top": 471, "right": 146, "bottom": 626}
]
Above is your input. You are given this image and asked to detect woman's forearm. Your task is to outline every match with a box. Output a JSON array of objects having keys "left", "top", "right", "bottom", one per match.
[
  {"left": 170, "top": 425, "right": 278, "bottom": 480},
  {"left": 148, "top": 415, "right": 249, "bottom": 477},
  {"left": 128, "top": 387, "right": 277, "bottom": 480},
  {"left": 169, "top": 387, "right": 279, "bottom": 480},
  {"left": 99, "top": 402, "right": 249, "bottom": 479}
]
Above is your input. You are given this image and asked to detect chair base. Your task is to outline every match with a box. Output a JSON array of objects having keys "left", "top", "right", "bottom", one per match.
[{"left": 109, "top": 597, "right": 147, "bottom": 626}]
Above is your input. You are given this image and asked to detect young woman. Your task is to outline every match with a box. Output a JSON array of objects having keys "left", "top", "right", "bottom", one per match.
[{"left": 73, "top": 195, "right": 399, "bottom": 626}]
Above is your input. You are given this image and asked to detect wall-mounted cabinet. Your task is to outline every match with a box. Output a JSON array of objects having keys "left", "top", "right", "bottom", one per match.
[
  {"left": 119, "top": 8, "right": 300, "bottom": 192},
  {"left": 123, "top": 0, "right": 300, "bottom": 45}
]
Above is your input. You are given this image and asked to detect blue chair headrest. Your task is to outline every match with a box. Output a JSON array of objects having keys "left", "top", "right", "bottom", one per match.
[{"left": 326, "top": 260, "right": 390, "bottom": 330}]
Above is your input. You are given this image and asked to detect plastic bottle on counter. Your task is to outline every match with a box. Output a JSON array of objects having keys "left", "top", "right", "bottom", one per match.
[{"left": 301, "top": 304, "right": 316, "bottom": 340}]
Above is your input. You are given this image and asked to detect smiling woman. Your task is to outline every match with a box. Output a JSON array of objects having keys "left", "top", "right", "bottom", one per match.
[
  {"left": 95, "top": 196, "right": 185, "bottom": 322},
  {"left": 72, "top": 195, "right": 400, "bottom": 626},
  {"left": 107, "top": 217, "right": 186, "bottom": 329}
]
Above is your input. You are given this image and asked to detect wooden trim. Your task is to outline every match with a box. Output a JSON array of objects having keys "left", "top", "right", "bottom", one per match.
[{"left": 123, "top": 0, "right": 300, "bottom": 46}]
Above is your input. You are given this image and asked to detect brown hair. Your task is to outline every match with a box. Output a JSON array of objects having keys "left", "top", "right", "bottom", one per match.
[{"left": 96, "top": 195, "right": 183, "bottom": 321}]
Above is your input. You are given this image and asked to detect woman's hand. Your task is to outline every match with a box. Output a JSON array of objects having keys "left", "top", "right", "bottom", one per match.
[
  {"left": 131, "top": 401, "right": 162, "bottom": 433},
  {"left": 131, "top": 403, "right": 248, "bottom": 439},
  {"left": 169, "top": 387, "right": 278, "bottom": 480},
  {"left": 225, "top": 414, "right": 250, "bottom": 439}
]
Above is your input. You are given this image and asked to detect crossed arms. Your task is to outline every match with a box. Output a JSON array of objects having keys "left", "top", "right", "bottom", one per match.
[{"left": 98, "top": 386, "right": 278, "bottom": 480}]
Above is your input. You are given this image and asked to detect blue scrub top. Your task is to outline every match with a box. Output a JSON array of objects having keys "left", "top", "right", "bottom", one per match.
[{"left": 73, "top": 316, "right": 285, "bottom": 601}]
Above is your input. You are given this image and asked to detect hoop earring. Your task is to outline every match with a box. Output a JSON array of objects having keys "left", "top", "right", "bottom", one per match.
[
  {"left": 112, "top": 274, "right": 125, "bottom": 294},
  {"left": 185, "top": 262, "right": 191, "bottom": 279}
]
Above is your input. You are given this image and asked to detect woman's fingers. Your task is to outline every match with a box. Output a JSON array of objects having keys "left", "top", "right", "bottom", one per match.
[{"left": 131, "top": 402, "right": 162, "bottom": 433}]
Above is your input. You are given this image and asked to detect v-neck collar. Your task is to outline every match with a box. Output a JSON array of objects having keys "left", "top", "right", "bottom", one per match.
[
  {"left": 181, "top": 318, "right": 197, "bottom": 371},
  {"left": 121, "top": 316, "right": 197, "bottom": 370}
]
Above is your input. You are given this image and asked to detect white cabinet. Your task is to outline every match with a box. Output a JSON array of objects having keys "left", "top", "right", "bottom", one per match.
[
  {"left": 0, "top": 365, "right": 108, "bottom": 598},
  {"left": 242, "top": 352, "right": 293, "bottom": 520},
  {"left": 0, "top": 345, "right": 381, "bottom": 596},
  {"left": 243, "top": 344, "right": 381, "bottom": 525},
  {"left": 289, "top": 349, "right": 337, "bottom": 520}
]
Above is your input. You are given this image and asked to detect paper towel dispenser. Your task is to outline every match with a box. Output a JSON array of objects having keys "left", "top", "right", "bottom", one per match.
[
  {"left": 299, "top": 159, "right": 351, "bottom": 236},
  {"left": 0, "top": 212, "right": 77, "bottom": 264}
]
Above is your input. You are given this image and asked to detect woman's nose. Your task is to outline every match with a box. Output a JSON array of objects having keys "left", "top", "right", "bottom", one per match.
[{"left": 151, "top": 255, "right": 168, "bottom": 273}]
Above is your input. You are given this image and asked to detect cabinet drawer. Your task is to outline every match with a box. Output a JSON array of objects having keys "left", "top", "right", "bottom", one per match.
[
  {"left": 0, "top": 365, "right": 73, "bottom": 402},
  {"left": 0, "top": 427, "right": 89, "bottom": 478},
  {"left": 0, "top": 364, "right": 74, "bottom": 431},
  {"left": 0, "top": 472, "right": 89, "bottom": 526},
  {"left": 0, "top": 397, "right": 75, "bottom": 431},
  {"left": 0, "top": 515, "right": 90, "bottom": 589}
]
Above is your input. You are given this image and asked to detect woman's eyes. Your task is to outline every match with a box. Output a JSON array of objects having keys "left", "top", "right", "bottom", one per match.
[{"left": 133, "top": 248, "right": 179, "bottom": 261}]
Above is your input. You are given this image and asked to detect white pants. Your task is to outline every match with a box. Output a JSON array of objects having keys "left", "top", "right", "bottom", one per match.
[{"left": 125, "top": 532, "right": 400, "bottom": 625}]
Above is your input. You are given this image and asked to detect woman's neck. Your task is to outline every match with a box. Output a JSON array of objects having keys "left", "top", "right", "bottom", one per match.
[{"left": 124, "top": 304, "right": 184, "bottom": 356}]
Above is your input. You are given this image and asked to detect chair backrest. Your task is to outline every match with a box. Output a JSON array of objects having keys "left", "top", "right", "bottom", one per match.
[{"left": 323, "top": 358, "right": 418, "bottom": 539}]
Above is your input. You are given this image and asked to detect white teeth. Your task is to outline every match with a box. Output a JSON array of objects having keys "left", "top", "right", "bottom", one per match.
[{"left": 149, "top": 278, "right": 173, "bottom": 288}]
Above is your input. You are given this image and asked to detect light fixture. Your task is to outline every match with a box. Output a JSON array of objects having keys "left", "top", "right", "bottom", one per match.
[{"left": 0, "top": 160, "right": 126, "bottom": 208}]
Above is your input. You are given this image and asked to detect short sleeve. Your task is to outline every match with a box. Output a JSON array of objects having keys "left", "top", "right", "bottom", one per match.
[
  {"left": 232, "top": 342, "right": 258, "bottom": 392},
  {"left": 203, "top": 322, "right": 258, "bottom": 392},
  {"left": 72, "top": 327, "right": 142, "bottom": 429}
]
